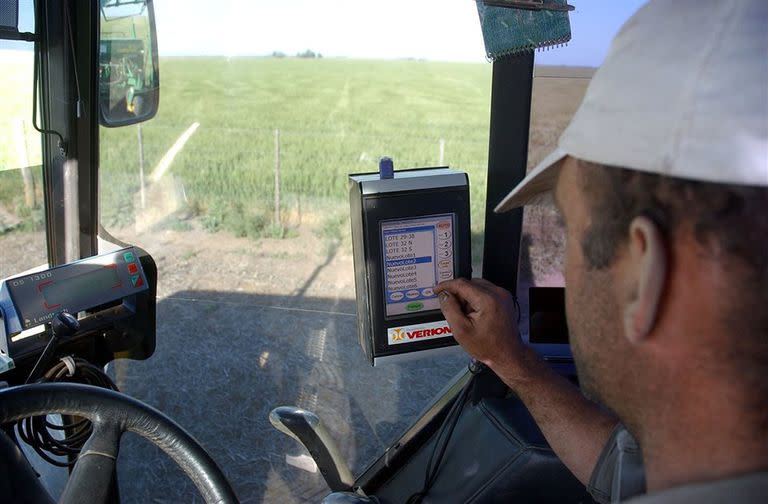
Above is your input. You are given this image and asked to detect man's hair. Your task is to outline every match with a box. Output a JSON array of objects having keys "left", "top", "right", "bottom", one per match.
[
  {"left": 579, "top": 158, "right": 768, "bottom": 334},
  {"left": 579, "top": 160, "right": 767, "bottom": 270}
]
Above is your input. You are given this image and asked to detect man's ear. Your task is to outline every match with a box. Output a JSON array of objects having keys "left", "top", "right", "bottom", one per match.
[{"left": 623, "top": 215, "right": 668, "bottom": 344}]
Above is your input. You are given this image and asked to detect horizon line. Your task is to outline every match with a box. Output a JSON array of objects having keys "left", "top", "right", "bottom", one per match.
[{"left": 0, "top": 48, "right": 597, "bottom": 69}]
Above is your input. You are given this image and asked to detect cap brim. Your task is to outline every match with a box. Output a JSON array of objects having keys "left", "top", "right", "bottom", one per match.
[{"left": 494, "top": 148, "right": 567, "bottom": 213}]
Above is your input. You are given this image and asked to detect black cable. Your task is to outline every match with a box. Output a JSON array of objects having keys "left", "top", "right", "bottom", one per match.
[
  {"left": 406, "top": 363, "right": 478, "bottom": 504},
  {"left": 23, "top": 333, "right": 59, "bottom": 384},
  {"left": 63, "top": 0, "right": 83, "bottom": 118},
  {"left": 423, "top": 381, "right": 471, "bottom": 487},
  {"left": 14, "top": 357, "right": 119, "bottom": 467},
  {"left": 513, "top": 295, "right": 522, "bottom": 324},
  {"left": 31, "top": 0, "right": 67, "bottom": 156}
]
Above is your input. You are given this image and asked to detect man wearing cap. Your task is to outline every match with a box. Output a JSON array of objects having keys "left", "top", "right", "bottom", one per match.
[{"left": 435, "top": 0, "right": 767, "bottom": 502}]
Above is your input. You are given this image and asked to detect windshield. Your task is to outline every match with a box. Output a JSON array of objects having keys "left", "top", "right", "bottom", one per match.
[
  {"left": 0, "top": 1, "right": 46, "bottom": 280},
  {"left": 99, "top": 1, "right": 487, "bottom": 500}
]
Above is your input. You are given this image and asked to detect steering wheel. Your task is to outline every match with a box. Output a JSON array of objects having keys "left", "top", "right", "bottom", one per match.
[{"left": 0, "top": 383, "right": 238, "bottom": 504}]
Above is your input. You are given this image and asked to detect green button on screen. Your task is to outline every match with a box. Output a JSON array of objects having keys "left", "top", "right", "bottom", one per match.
[
  {"left": 123, "top": 251, "right": 135, "bottom": 263},
  {"left": 406, "top": 302, "right": 424, "bottom": 312}
]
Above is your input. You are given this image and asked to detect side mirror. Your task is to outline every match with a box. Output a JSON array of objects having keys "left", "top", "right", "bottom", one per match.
[{"left": 98, "top": 0, "right": 159, "bottom": 127}]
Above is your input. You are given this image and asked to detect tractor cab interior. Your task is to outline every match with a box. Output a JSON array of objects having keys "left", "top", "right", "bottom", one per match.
[{"left": 0, "top": 1, "right": 642, "bottom": 502}]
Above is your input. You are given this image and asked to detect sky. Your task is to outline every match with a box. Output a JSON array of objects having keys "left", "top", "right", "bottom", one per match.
[
  {"left": 153, "top": 0, "right": 648, "bottom": 66},
  {"left": 7, "top": 1, "right": 648, "bottom": 67}
]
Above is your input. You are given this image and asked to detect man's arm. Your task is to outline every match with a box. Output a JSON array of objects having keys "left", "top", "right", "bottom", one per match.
[{"left": 435, "top": 278, "right": 618, "bottom": 485}]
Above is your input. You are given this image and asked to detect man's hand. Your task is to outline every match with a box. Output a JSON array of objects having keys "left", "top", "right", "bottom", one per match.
[
  {"left": 437, "top": 278, "right": 618, "bottom": 486},
  {"left": 435, "top": 278, "right": 529, "bottom": 375}
]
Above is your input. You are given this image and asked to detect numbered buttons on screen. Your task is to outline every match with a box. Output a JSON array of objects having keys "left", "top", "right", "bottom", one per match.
[
  {"left": 406, "top": 290, "right": 420, "bottom": 299},
  {"left": 421, "top": 288, "right": 434, "bottom": 298},
  {"left": 390, "top": 292, "right": 405, "bottom": 302}
]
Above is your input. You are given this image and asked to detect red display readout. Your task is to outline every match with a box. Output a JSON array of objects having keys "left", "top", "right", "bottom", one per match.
[{"left": 39, "top": 265, "right": 121, "bottom": 310}]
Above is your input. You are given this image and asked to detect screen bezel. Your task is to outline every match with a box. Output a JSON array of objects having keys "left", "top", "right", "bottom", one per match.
[{"left": 362, "top": 186, "right": 471, "bottom": 356}]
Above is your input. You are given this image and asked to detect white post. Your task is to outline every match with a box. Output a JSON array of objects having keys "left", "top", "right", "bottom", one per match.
[
  {"left": 274, "top": 128, "right": 281, "bottom": 228},
  {"left": 14, "top": 119, "right": 36, "bottom": 208},
  {"left": 137, "top": 123, "right": 146, "bottom": 209},
  {"left": 439, "top": 138, "right": 445, "bottom": 166}
]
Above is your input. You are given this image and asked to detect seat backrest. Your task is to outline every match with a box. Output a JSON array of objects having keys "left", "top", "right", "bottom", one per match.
[{"left": 373, "top": 395, "right": 595, "bottom": 503}]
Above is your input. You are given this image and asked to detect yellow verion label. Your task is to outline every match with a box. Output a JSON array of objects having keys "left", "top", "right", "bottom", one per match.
[{"left": 387, "top": 320, "right": 453, "bottom": 345}]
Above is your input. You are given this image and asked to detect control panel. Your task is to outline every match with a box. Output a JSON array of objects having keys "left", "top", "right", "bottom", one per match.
[
  {"left": 349, "top": 164, "right": 471, "bottom": 366},
  {"left": 0, "top": 247, "right": 156, "bottom": 378},
  {"left": 2, "top": 248, "right": 147, "bottom": 333}
]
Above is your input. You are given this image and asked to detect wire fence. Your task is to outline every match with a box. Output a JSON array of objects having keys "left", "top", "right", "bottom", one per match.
[{"left": 96, "top": 121, "right": 492, "bottom": 236}]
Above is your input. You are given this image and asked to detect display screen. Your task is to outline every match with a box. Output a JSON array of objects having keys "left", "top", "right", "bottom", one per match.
[
  {"left": 381, "top": 213, "right": 455, "bottom": 317},
  {"left": 41, "top": 266, "right": 120, "bottom": 308}
]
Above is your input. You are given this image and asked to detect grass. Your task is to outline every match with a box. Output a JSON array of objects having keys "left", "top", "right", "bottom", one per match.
[
  {"left": 315, "top": 211, "right": 350, "bottom": 256},
  {"left": 2, "top": 56, "right": 493, "bottom": 240},
  {"left": 97, "top": 57, "right": 492, "bottom": 237}
]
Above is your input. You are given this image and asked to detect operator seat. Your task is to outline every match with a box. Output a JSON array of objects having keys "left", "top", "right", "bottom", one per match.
[
  {"left": 0, "top": 431, "right": 55, "bottom": 504},
  {"left": 371, "top": 395, "right": 594, "bottom": 503}
]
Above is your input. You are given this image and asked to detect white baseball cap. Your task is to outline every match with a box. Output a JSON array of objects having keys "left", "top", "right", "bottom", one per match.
[{"left": 495, "top": 0, "right": 768, "bottom": 212}]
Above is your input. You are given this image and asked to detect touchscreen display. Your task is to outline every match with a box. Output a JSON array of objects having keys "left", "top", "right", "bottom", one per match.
[{"left": 381, "top": 213, "right": 455, "bottom": 317}]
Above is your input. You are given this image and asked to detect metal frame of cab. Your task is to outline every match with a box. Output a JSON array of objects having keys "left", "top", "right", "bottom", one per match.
[{"left": 37, "top": 0, "right": 101, "bottom": 265}]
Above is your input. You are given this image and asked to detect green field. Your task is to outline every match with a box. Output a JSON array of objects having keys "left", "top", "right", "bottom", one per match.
[{"left": 2, "top": 56, "right": 493, "bottom": 237}]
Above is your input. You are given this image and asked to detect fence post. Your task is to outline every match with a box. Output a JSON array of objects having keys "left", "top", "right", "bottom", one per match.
[
  {"left": 14, "top": 119, "right": 36, "bottom": 208},
  {"left": 274, "top": 128, "right": 281, "bottom": 228},
  {"left": 137, "top": 123, "right": 146, "bottom": 209},
  {"left": 297, "top": 192, "right": 302, "bottom": 227},
  {"left": 439, "top": 138, "right": 445, "bottom": 166}
]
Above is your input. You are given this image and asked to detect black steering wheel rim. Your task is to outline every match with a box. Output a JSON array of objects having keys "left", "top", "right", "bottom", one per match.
[{"left": 0, "top": 383, "right": 238, "bottom": 503}]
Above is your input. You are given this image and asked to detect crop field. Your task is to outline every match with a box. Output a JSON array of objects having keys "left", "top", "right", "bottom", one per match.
[
  {"left": 1, "top": 55, "right": 589, "bottom": 246},
  {"left": 96, "top": 57, "right": 494, "bottom": 237},
  {"left": 1, "top": 55, "right": 495, "bottom": 241},
  {"left": 1, "top": 53, "right": 590, "bottom": 290}
]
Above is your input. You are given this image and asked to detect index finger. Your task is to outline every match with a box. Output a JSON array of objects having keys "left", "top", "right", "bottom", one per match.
[
  {"left": 435, "top": 278, "right": 493, "bottom": 308},
  {"left": 437, "top": 290, "right": 472, "bottom": 335}
]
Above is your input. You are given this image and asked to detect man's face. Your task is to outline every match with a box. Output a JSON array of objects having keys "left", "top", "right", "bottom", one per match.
[{"left": 553, "top": 159, "right": 628, "bottom": 408}]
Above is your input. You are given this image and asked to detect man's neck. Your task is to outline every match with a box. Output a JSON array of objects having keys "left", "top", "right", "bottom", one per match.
[{"left": 635, "top": 383, "right": 768, "bottom": 492}]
